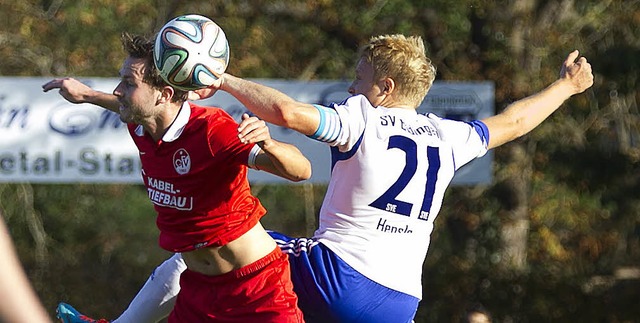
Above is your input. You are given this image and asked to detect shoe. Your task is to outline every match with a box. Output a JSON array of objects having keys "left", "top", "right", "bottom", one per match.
[{"left": 56, "top": 302, "right": 110, "bottom": 323}]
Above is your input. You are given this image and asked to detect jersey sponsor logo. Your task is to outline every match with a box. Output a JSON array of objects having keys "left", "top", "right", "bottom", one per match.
[
  {"left": 146, "top": 176, "right": 193, "bottom": 210},
  {"left": 173, "top": 148, "right": 190, "bottom": 175}
]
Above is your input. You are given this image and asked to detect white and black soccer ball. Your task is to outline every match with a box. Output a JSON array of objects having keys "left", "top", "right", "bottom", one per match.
[{"left": 153, "top": 14, "right": 229, "bottom": 91}]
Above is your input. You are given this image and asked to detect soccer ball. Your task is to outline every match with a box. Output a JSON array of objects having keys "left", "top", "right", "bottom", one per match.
[{"left": 153, "top": 14, "right": 229, "bottom": 91}]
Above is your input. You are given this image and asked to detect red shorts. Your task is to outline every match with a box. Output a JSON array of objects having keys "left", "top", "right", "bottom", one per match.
[{"left": 168, "top": 247, "right": 304, "bottom": 323}]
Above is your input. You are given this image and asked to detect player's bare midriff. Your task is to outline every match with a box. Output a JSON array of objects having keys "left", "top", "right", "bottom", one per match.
[{"left": 180, "top": 222, "right": 277, "bottom": 276}]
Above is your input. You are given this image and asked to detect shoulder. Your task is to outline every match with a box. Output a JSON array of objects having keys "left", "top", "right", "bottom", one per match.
[
  {"left": 188, "top": 102, "right": 230, "bottom": 117},
  {"left": 332, "top": 94, "right": 375, "bottom": 119},
  {"left": 187, "top": 103, "right": 236, "bottom": 126},
  {"left": 342, "top": 94, "right": 374, "bottom": 110}
]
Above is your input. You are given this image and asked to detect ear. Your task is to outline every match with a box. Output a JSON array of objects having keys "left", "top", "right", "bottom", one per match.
[
  {"left": 382, "top": 77, "right": 395, "bottom": 95},
  {"left": 157, "top": 86, "right": 175, "bottom": 104}
]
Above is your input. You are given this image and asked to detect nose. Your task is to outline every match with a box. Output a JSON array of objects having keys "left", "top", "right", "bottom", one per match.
[
  {"left": 347, "top": 83, "right": 355, "bottom": 95},
  {"left": 113, "top": 83, "right": 122, "bottom": 97}
]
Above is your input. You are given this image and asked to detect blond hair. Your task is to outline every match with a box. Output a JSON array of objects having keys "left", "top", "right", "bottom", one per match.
[{"left": 358, "top": 34, "right": 436, "bottom": 108}]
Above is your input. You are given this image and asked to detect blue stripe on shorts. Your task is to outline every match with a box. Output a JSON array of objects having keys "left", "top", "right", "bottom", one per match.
[{"left": 268, "top": 231, "right": 419, "bottom": 323}]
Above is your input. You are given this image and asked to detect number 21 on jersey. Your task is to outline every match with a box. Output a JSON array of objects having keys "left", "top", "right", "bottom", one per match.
[{"left": 369, "top": 135, "right": 440, "bottom": 222}]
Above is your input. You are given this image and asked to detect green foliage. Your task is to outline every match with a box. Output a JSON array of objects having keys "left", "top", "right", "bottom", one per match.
[
  {"left": 0, "top": 0, "right": 638, "bottom": 321},
  {"left": 1, "top": 183, "right": 166, "bottom": 319}
]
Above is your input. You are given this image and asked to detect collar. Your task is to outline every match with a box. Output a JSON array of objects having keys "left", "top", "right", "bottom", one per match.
[
  {"left": 134, "top": 101, "right": 191, "bottom": 142},
  {"left": 162, "top": 101, "right": 191, "bottom": 142}
]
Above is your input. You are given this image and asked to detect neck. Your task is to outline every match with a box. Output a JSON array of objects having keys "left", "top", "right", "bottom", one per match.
[
  {"left": 377, "top": 95, "right": 417, "bottom": 110},
  {"left": 143, "top": 102, "right": 183, "bottom": 141},
  {"left": 386, "top": 105, "right": 416, "bottom": 110}
]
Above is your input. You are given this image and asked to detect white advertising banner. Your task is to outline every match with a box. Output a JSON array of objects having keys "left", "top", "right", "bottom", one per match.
[{"left": 0, "top": 77, "right": 493, "bottom": 184}]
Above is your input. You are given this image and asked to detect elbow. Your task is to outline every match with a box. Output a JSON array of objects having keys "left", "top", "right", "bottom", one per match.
[
  {"left": 287, "top": 160, "right": 312, "bottom": 182},
  {"left": 287, "top": 173, "right": 311, "bottom": 183},
  {"left": 291, "top": 163, "right": 312, "bottom": 182},
  {"left": 301, "top": 166, "right": 312, "bottom": 181},
  {"left": 289, "top": 175, "right": 310, "bottom": 183},
  {"left": 509, "top": 118, "right": 531, "bottom": 142},
  {"left": 486, "top": 113, "right": 529, "bottom": 149},
  {"left": 267, "top": 101, "right": 318, "bottom": 136},
  {"left": 277, "top": 102, "right": 309, "bottom": 129}
]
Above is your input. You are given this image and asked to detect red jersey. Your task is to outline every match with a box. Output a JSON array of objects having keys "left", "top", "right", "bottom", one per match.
[{"left": 128, "top": 102, "right": 266, "bottom": 252}]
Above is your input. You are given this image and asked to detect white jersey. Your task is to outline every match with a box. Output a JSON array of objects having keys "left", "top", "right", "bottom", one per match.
[{"left": 313, "top": 95, "right": 489, "bottom": 299}]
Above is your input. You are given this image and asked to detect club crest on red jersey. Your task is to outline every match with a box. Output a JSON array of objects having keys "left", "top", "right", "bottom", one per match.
[{"left": 173, "top": 148, "right": 191, "bottom": 175}]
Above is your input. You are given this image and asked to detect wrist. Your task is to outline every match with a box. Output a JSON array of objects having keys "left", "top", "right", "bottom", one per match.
[
  {"left": 219, "top": 73, "right": 228, "bottom": 91},
  {"left": 554, "top": 78, "right": 579, "bottom": 96},
  {"left": 85, "top": 90, "right": 100, "bottom": 104},
  {"left": 258, "top": 139, "right": 276, "bottom": 152}
]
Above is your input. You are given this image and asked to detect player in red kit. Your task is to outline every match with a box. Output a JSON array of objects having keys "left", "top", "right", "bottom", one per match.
[{"left": 42, "top": 32, "right": 309, "bottom": 322}]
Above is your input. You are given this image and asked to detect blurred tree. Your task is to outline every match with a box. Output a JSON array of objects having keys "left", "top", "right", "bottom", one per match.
[{"left": 0, "top": 0, "right": 638, "bottom": 321}]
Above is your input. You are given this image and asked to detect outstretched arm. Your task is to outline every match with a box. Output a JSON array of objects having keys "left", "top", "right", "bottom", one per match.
[
  {"left": 238, "top": 114, "right": 312, "bottom": 182},
  {"left": 43, "top": 78, "right": 205, "bottom": 111},
  {"left": 195, "top": 75, "right": 322, "bottom": 136},
  {"left": 42, "top": 78, "right": 121, "bottom": 113},
  {"left": 482, "top": 50, "right": 594, "bottom": 149}
]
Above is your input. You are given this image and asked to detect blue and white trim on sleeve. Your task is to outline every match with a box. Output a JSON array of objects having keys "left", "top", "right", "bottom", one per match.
[
  {"left": 308, "top": 104, "right": 341, "bottom": 143},
  {"left": 467, "top": 120, "right": 490, "bottom": 148}
]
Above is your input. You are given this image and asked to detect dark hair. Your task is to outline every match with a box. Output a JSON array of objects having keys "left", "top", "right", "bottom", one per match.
[{"left": 120, "top": 32, "right": 188, "bottom": 102}]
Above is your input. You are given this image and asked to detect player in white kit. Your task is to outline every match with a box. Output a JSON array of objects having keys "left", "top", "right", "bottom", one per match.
[{"left": 57, "top": 34, "right": 593, "bottom": 323}]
